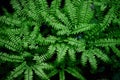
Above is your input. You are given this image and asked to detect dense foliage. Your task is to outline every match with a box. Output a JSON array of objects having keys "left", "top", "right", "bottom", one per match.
[{"left": 0, "top": 0, "right": 120, "bottom": 80}]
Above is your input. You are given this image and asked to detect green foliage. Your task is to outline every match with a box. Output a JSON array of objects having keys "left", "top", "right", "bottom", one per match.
[{"left": 0, "top": 0, "right": 120, "bottom": 80}]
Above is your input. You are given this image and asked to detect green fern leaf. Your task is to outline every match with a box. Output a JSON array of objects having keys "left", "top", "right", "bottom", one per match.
[
  {"left": 50, "top": 0, "right": 61, "bottom": 12},
  {"left": 48, "top": 69, "right": 58, "bottom": 78},
  {"left": 59, "top": 70, "right": 65, "bottom": 80},
  {"left": 93, "top": 39, "right": 120, "bottom": 46},
  {"left": 78, "top": 1, "right": 94, "bottom": 23},
  {"left": 32, "top": 64, "right": 49, "bottom": 80},
  {"left": 65, "top": 67, "right": 85, "bottom": 80},
  {"left": 55, "top": 9, "right": 70, "bottom": 26},
  {"left": 37, "top": 63, "right": 53, "bottom": 70},
  {"left": 10, "top": 0, "right": 22, "bottom": 11},
  {"left": 81, "top": 51, "right": 88, "bottom": 66},
  {"left": 94, "top": 49, "right": 109, "bottom": 62},
  {"left": 65, "top": 38, "right": 85, "bottom": 50},
  {"left": 72, "top": 23, "right": 95, "bottom": 34},
  {"left": 68, "top": 48, "right": 76, "bottom": 62},
  {"left": 111, "top": 46, "right": 120, "bottom": 57},
  {"left": 25, "top": 0, "right": 39, "bottom": 20},
  {"left": 45, "top": 36, "right": 58, "bottom": 44},
  {"left": 48, "top": 44, "right": 56, "bottom": 56},
  {"left": 36, "top": 0, "right": 48, "bottom": 12},
  {"left": 24, "top": 67, "right": 33, "bottom": 80},
  {"left": 56, "top": 43, "right": 68, "bottom": 63},
  {"left": 57, "top": 29, "right": 70, "bottom": 35},
  {"left": 0, "top": 16, "right": 21, "bottom": 26},
  {"left": 64, "top": 0, "right": 77, "bottom": 25},
  {"left": 88, "top": 52, "right": 97, "bottom": 70},
  {"left": 100, "top": 7, "right": 115, "bottom": 32},
  {"left": 33, "top": 54, "right": 49, "bottom": 63},
  {"left": 7, "top": 62, "right": 26, "bottom": 80},
  {"left": 0, "top": 52, "right": 24, "bottom": 62}
]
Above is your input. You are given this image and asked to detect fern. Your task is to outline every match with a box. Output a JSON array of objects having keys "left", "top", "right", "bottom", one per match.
[
  {"left": 1, "top": 53, "right": 53, "bottom": 80},
  {"left": 93, "top": 38, "right": 120, "bottom": 46},
  {"left": 111, "top": 46, "right": 120, "bottom": 57},
  {"left": 81, "top": 48, "right": 109, "bottom": 70},
  {"left": 0, "top": 0, "right": 120, "bottom": 80},
  {"left": 77, "top": 0, "right": 94, "bottom": 23},
  {"left": 50, "top": 0, "right": 61, "bottom": 13},
  {"left": 65, "top": 67, "right": 85, "bottom": 80},
  {"left": 64, "top": 0, "right": 77, "bottom": 25},
  {"left": 24, "top": 67, "right": 33, "bottom": 80},
  {"left": 0, "top": 52, "right": 24, "bottom": 62},
  {"left": 56, "top": 43, "right": 68, "bottom": 63},
  {"left": 7, "top": 62, "right": 26, "bottom": 80},
  {"left": 59, "top": 70, "right": 65, "bottom": 80}
]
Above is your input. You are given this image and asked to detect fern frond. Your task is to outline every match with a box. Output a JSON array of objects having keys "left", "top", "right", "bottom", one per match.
[
  {"left": 93, "top": 49, "right": 109, "bottom": 62},
  {"left": 72, "top": 23, "right": 95, "bottom": 34},
  {"left": 100, "top": 7, "right": 115, "bottom": 32},
  {"left": 113, "top": 16, "right": 120, "bottom": 25},
  {"left": 56, "top": 43, "right": 68, "bottom": 63},
  {"left": 48, "top": 69, "right": 58, "bottom": 78},
  {"left": 25, "top": 0, "right": 39, "bottom": 20},
  {"left": 11, "top": 0, "right": 27, "bottom": 17},
  {"left": 7, "top": 62, "right": 26, "bottom": 80},
  {"left": 45, "top": 36, "right": 58, "bottom": 44},
  {"left": 36, "top": 34, "right": 47, "bottom": 45},
  {"left": 24, "top": 67, "right": 33, "bottom": 80},
  {"left": 50, "top": 0, "right": 61, "bottom": 12},
  {"left": 81, "top": 50, "right": 97, "bottom": 70},
  {"left": 0, "top": 52, "right": 24, "bottom": 62},
  {"left": 68, "top": 48, "right": 76, "bottom": 62},
  {"left": 41, "top": 11, "right": 66, "bottom": 30},
  {"left": 36, "top": 0, "right": 48, "bottom": 12},
  {"left": 65, "top": 38, "right": 85, "bottom": 50},
  {"left": 25, "top": 25, "right": 40, "bottom": 49},
  {"left": 32, "top": 64, "right": 49, "bottom": 80},
  {"left": 107, "top": 30, "right": 120, "bottom": 38},
  {"left": 64, "top": 0, "right": 77, "bottom": 25},
  {"left": 26, "top": 0, "right": 36, "bottom": 13},
  {"left": 111, "top": 46, "right": 120, "bottom": 57},
  {"left": 88, "top": 52, "right": 97, "bottom": 70},
  {"left": 65, "top": 67, "right": 85, "bottom": 80},
  {"left": 78, "top": 1, "right": 94, "bottom": 23},
  {"left": 59, "top": 70, "right": 65, "bottom": 80},
  {"left": 0, "top": 39, "right": 21, "bottom": 51},
  {"left": 55, "top": 9, "right": 70, "bottom": 26},
  {"left": 81, "top": 48, "right": 109, "bottom": 70},
  {"left": 10, "top": 0, "right": 22, "bottom": 11},
  {"left": 93, "top": 39, "right": 120, "bottom": 46},
  {"left": 33, "top": 54, "right": 49, "bottom": 63},
  {"left": 48, "top": 44, "right": 56, "bottom": 56},
  {"left": 89, "top": 7, "right": 115, "bottom": 36},
  {"left": 81, "top": 50, "right": 88, "bottom": 66},
  {"left": 57, "top": 28, "right": 70, "bottom": 35},
  {"left": 17, "top": 0, "right": 27, "bottom": 8},
  {"left": 50, "top": 22, "right": 66, "bottom": 30},
  {"left": 37, "top": 63, "right": 53, "bottom": 70},
  {"left": 0, "top": 16, "right": 21, "bottom": 26},
  {"left": 0, "top": 29, "right": 23, "bottom": 51}
]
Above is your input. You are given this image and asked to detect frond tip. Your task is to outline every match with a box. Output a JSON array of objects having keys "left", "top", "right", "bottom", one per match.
[
  {"left": 0, "top": 52, "right": 24, "bottom": 62},
  {"left": 65, "top": 67, "right": 85, "bottom": 80},
  {"left": 93, "top": 39, "right": 120, "bottom": 47},
  {"left": 24, "top": 67, "right": 33, "bottom": 80},
  {"left": 7, "top": 62, "right": 26, "bottom": 80},
  {"left": 81, "top": 49, "right": 109, "bottom": 70},
  {"left": 32, "top": 64, "right": 49, "bottom": 80}
]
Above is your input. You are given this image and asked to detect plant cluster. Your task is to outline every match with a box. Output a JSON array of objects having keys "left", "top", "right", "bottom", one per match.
[{"left": 0, "top": 0, "right": 120, "bottom": 80}]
